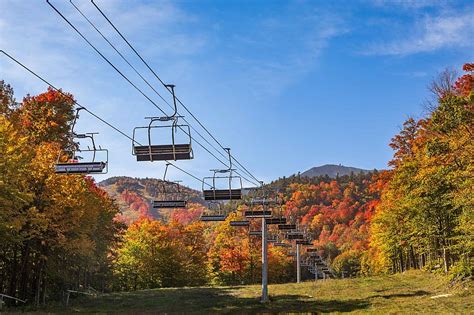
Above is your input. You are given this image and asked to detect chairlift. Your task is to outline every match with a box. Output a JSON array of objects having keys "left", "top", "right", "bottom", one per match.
[
  {"left": 306, "top": 248, "right": 318, "bottom": 253},
  {"left": 267, "top": 235, "right": 278, "bottom": 243},
  {"left": 296, "top": 240, "right": 312, "bottom": 246},
  {"left": 200, "top": 201, "right": 227, "bottom": 222},
  {"left": 278, "top": 224, "right": 297, "bottom": 230},
  {"left": 266, "top": 217, "right": 287, "bottom": 225},
  {"left": 286, "top": 232, "right": 305, "bottom": 240},
  {"left": 230, "top": 220, "right": 250, "bottom": 227},
  {"left": 202, "top": 148, "right": 242, "bottom": 200},
  {"left": 244, "top": 210, "right": 272, "bottom": 218},
  {"left": 200, "top": 214, "right": 227, "bottom": 222},
  {"left": 274, "top": 242, "right": 291, "bottom": 248},
  {"left": 245, "top": 198, "right": 278, "bottom": 206},
  {"left": 132, "top": 85, "right": 193, "bottom": 161},
  {"left": 249, "top": 230, "right": 262, "bottom": 236},
  {"left": 153, "top": 163, "right": 187, "bottom": 209},
  {"left": 55, "top": 108, "right": 108, "bottom": 175}
]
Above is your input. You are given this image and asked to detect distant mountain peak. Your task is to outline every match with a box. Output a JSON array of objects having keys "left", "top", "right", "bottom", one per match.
[{"left": 300, "top": 164, "right": 372, "bottom": 178}]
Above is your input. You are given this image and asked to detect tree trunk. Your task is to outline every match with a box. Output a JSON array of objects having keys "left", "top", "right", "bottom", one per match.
[
  {"left": 399, "top": 249, "right": 404, "bottom": 272},
  {"left": 443, "top": 247, "right": 449, "bottom": 273}
]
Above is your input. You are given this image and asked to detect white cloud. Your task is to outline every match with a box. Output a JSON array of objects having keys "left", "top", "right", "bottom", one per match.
[{"left": 366, "top": 12, "right": 474, "bottom": 55}]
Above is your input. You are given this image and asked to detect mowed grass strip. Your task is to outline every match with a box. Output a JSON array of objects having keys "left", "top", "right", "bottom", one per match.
[{"left": 11, "top": 271, "right": 473, "bottom": 314}]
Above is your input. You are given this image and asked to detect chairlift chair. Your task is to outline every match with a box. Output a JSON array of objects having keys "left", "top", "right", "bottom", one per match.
[
  {"left": 244, "top": 210, "right": 272, "bottom": 218},
  {"left": 132, "top": 85, "right": 193, "bottom": 161},
  {"left": 153, "top": 163, "right": 187, "bottom": 209},
  {"left": 249, "top": 230, "right": 262, "bottom": 237},
  {"left": 245, "top": 198, "right": 278, "bottom": 206},
  {"left": 230, "top": 220, "right": 250, "bottom": 227},
  {"left": 296, "top": 240, "right": 312, "bottom": 246},
  {"left": 200, "top": 214, "right": 227, "bottom": 222},
  {"left": 278, "top": 224, "right": 296, "bottom": 230},
  {"left": 274, "top": 242, "right": 292, "bottom": 248},
  {"left": 267, "top": 235, "right": 278, "bottom": 243},
  {"left": 286, "top": 232, "right": 305, "bottom": 240},
  {"left": 266, "top": 217, "right": 287, "bottom": 225},
  {"left": 200, "top": 201, "right": 227, "bottom": 222},
  {"left": 55, "top": 108, "right": 108, "bottom": 175},
  {"left": 202, "top": 149, "right": 242, "bottom": 201}
]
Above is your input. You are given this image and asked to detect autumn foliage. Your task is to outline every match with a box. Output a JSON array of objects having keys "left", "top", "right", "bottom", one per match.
[
  {"left": 0, "top": 83, "right": 121, "bottom": 305},
  {"left": 0, "top": 62, "right": 472, "bottom": 305}
]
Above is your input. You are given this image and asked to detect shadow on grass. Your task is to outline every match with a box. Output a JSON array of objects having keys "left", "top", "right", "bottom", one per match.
[
  {"left": 59, "top": 287, "right": 371, "bottom": 314},
  {"left": 371, "top": 290, "right": 430, "bottom": 299}
]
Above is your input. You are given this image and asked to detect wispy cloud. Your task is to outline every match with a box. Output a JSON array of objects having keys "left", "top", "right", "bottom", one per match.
[
  {"left": 0, "top": 0, "right": 210, "bottom": 182},
  {"left": 228, "top": 9, "right": 348, "bottom": 99},
  {"left": 365, "top": 11, "right": 474, "bottom": 55},
  {"left": 370, "top": 0, "right": 444, "bottom": 10}
]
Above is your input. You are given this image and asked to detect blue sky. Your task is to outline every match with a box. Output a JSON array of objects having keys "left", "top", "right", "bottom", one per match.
[{"left": 1, "top": 0, "right": 473, "bottom": 189}]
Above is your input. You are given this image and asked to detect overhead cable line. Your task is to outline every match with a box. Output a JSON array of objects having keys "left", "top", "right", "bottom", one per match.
[
  {"left": 0, "top": 50, "right": 211, "bottom": 188},
  {"left": 90, "top": 0, "right": 262, "bottom": 185},
  {"left": 47, "top": 0, "right": 259, "bottom": 187},
  {"left": 68, "top": 0, "right": 258, "bottom": 185}
]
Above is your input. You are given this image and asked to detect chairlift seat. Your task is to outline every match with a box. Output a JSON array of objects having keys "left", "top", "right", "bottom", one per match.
[
  {"left": 246, "top": 198, "right": 278, "bottom": 206},
  {"left": 230, "top": 220, "right": 250, "bottom": 227},
  {"left": 296, "top": 240, "right": 312, "bottom": 245},
  {"left": 203, "top": 189, "right": 242, "bottom": 201},
  {"left": 278, "top": 224, "right": 296, "bottom": 230},
  {"left": 153, "top": 200, "right": 187, "bottom": 209},
  {"left": 286, "top": 233, "right": 305, "bottom": 240},
  {"left": 200, "top": 215, "right": 227, "bottom": 222},
  {"left": 266, "top": 218, "right": 287, "bottom": 225},
  {"left": 274, "top": 242, "right": 291, "bottom": 247},
  {"left": 244, "top": 210, "right": 272, "bottom": 218},
  {"left": 134, "top": 144, "right": 192, "bottom": 161},
  {"left": 55, "top": 162, "right": 106, "bottom": 174},
  {"left": 249, "top": 230, "right": 262, "bottom": 236},
  {"left": 306, "top": 248, "right": 318, "bottom": 252}
]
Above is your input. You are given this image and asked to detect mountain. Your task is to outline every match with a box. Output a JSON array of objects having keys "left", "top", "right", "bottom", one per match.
[
  {"left": 300, "top": 164, "right": 373, "bottom": 178},
  {"left": 98, "top": 176, "right": 206, "bottom": 225}
]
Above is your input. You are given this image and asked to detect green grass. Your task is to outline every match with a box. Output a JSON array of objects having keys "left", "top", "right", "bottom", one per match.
[{"left": 8, "top": 271, "right": 473, "bottom": 314}]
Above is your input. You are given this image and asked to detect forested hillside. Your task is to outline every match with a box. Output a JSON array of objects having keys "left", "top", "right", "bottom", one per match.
[
  {"left": 300, "top": 164, "right": 372, "bottom": 178},
  {"left": 98, "top": 176, "right": 206, "bottom": 224}
]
